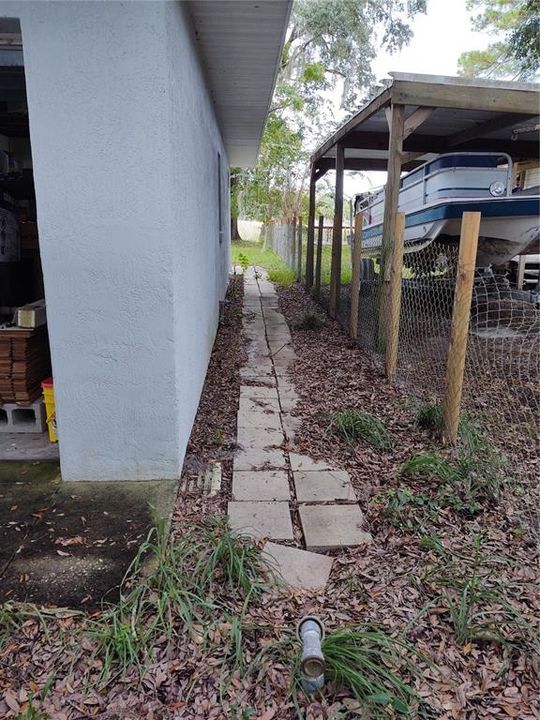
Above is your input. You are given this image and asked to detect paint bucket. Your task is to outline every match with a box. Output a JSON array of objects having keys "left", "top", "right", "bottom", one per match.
[{"left": 41, "top": 377, "right": 57, "bottom": 442}]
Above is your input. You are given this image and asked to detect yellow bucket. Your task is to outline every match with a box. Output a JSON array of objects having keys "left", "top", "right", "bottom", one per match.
[{"left": 41, "top": 377, "right": 57, "bottom": 442}]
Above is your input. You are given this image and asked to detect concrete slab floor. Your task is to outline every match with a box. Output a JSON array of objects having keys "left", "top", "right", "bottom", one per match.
[
  {"left": 0, "top": 462, "right": 177, "bottom": 608},
  {"left": 294, "top": 470, "right": 357, "bottom": 503},
  {"left": 0, "top": 432, "right": 59, "bottom": 462},
  {"left": 232, "top": 470, "right": 290, "bottom": 501}
]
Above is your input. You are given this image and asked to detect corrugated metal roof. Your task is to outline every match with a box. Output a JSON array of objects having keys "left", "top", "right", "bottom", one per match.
[{"left": 187, "top": 0, "right": 292, "bottom": 167}]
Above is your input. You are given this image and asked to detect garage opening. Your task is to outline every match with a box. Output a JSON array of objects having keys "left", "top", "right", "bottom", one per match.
[{"left": 0, "top": 19, "right": 57, "bottom": 461}]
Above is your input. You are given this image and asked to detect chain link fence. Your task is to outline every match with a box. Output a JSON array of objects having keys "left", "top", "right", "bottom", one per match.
[{"left": 320, "top": 241, "right": 539, "bottom": 440}]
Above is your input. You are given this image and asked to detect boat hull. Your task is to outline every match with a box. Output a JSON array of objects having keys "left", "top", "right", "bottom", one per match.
[{"left": 360, "top": 196, "right": 540, "bottom": 266}]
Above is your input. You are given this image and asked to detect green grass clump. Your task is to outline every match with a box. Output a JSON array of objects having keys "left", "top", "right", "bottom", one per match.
[
  {"left": 295, "top": 311, "right": 324, "bottom": 331},
  {"left": 329, "top": 409, "right": 392, "bottom": 449},
  {"left": 400, "top": 420, "right": 507, "bottom": 513},
  {"left": 414, "top": 402, "right": 443, "bottom": 433},
  {"left": 267, "top": 268, "right": 296, "bottom": 286},
  {"left": 322, "top": 629, "right": 421, "bottom": 716},
  {"left": 87, "top": 518, "right": 276, "bottom": 685}
]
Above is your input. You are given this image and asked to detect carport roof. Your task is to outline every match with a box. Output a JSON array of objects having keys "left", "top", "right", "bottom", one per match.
[
  {"left": 188, "top": 0, "right": 292, "bottom": 168},
  {"left": 311, "top": 73, "right": 540, "bottom": 176}
]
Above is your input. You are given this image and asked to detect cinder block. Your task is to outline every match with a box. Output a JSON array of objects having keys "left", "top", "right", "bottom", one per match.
[{"left": 0, "top": 399, "right": 47, "bottom": 433}]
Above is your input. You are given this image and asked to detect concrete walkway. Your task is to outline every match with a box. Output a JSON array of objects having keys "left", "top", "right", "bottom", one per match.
[{"left": 228, "top": 268, "right": 371, "bottom": 590}]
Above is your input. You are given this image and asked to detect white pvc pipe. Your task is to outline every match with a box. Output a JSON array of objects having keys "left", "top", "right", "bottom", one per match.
[{"left": 297, "top": 616, "right": 325, "bottom": 692}]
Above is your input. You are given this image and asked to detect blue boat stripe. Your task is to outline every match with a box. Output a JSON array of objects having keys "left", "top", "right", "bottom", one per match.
[{"left": 362, "top": 197, "right": 540, "bottom": 241}]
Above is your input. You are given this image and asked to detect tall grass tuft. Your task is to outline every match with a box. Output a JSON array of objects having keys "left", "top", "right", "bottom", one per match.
[
  {"left": 414, "top": 402, "right": 443, "bottom": 433},
  {"left": 87, "top": 518, "right": 276, "bottom": 686},
  {"left": 328, "top": 409, "right": 392, "bottom": 449},
  {"left": 322, "top": 629, "right": 421, "bottom": 716}
]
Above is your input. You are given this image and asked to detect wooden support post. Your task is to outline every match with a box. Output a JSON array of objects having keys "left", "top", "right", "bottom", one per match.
[
  {"left": 329, "top": 142, "right": 345, "bottom": 318},
  {"left": 305, "top": 170, "right": 316, "bottom": 288},
  {"left": 442, "top": 212, "right": 481, "bottom": 444},
  {"left": 378, "top": 103, "right": 404, "bottom": 349},
  {"left": 385, "top": 212, "right": 406, "bottom": 380},
  {"left": 290, "top": 215, "right": 297, "bottom": 271},
  {"left": 349, "top": 212, "right": 363, "bottom": 339},
  {"left": 516, "top": 254, "right": 526, "bottom": 290},
  {"left": 297, "top": 215, "right": 303, "bottom": 282},
  {"left": 314, "top": 215, "right": 324, "bottom": 299}
]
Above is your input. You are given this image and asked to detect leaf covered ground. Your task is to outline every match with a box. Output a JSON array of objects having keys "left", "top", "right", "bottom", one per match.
[{"left": 0, "top": 277, "right": 538, "bottom": 719}]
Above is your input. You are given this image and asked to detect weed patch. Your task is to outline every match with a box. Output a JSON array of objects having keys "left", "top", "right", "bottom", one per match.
[
  {"left": 322, "top": 629, "right": 422, "bottom": 717},
  {"left": 295, "top": 311, "right": 324, "bottom": 331},
  {"left": 329, "top": 409, "right": 392, "bottom": 449}
]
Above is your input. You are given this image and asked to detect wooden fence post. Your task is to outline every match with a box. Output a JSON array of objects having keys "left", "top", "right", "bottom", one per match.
[
  {"left": 306, "top": 171, "right": 316, "bottom": 288},
  {"left": 290, "top": 215, "right": 297, "bottom": 271},
  {"left": 314, "top": 215, "right": 324, "bottom": 299},
  {"left": 442, "top": 211, "right": 481, "bottom": 444},
  {"left": 297, "top": 215, "right": 303, "bottom": 282},
  {"left": 329, "top": 142, "right": 345, "bottom": 318},
  {"left": 385, "top": 212, "right": 406, "bottom": 380},
  {"left": 349, "top": 212, "right": 363, "bottom": 339}
]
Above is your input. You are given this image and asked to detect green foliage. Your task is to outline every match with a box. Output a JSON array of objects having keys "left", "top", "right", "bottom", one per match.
[
  {"left": 87, "top": 518, "right": 276, "bottom": 685},
  {"left": 267, "top": 269, "right": 296, "bottom": 287},
  {"left": 458, "top": 0, "right": 539, "bottom": 79},
  {"left": 414, "top": 402, "right": 443, "bottom": 433},
  {"left": 376, "top": 487, "right": 440, "bottom": 530},
  {"left": 400, "top": 420, "right": 507, "bottom": 513},
  {"left": 322, "top": 628, "right": 422, "bottom": 717},
  {"left": 237, "top": 253, "right": 250, "bottom": 272},
  {"left": 417, "top": 535, "right": 539, "bottom": 650},
  {"left": 231, "top": 241, "right": 294, "bottom": 284},
  {"left": 233, "top": 0, "right": 425, "bottom": 221},
  {"left": 295, "top": 311, "right": 324, "bottom": 331},
  {"left": 329, "top": 409, "right": 392, "bottom": 448}
]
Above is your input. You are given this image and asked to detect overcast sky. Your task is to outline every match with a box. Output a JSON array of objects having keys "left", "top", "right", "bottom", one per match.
[{"left": 342, "top": 0, "right": 492, "bottom": 197}]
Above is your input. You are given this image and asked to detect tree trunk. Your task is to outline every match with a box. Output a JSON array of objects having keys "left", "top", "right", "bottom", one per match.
[{"left": 231, "top": 215, "right": 241, "bottom": 242}]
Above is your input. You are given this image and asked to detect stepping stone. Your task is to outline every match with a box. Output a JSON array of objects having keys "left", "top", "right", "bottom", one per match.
[
  {"left": 240, "top": 386, "right": 279, "bottom": 400},
  {"left": 239, "top": 396, "right": 280, "bottom": 414},
  {"left": 263, "top": 541, "right": 334, "bottom": 590},
  {"left": 279, "top": 391, "right": 298, "bottom": 413},
  {"left": 240, "top": 366, "right": 274, "bottom": 381},
  {"left": 237, "top": 425, "right": 284, "bottom": 448},
  {"left": 272, "top": 347, "right": 297, "bottom": 365},
  {"left": 289, "top": 453, "right": 336, "bottom": 472},
  {"left": 228, "top": 502, "right": 293, "bottom": 540},
  {"left": 233, "top": 446, "right": 287, "bottom": 471},
  {"left": 299, "top": 505, "right": 372, "bottom": 551},
  {"left": 281, "top": 413, "right": 302, "bottom": 444},
  {"left": 232, "top": 471, "right": 290, "bottom": 501},
  {"left": 237, "top": 409, "right": 282, "bottom": 430},
  {"left": 294, "top": 470, "right": 356, "bottom": 503}
]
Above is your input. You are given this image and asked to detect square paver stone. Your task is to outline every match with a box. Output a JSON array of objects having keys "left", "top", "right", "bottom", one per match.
[
  {"left": 239, "top": 396, "right": 280, "bottom": 414},
  {"left": 232, "top": 471, "right": 290, "bottom": 501},
  {"left": 289, "top": 453, "right": 336, "bottom": 472},
  {"left": 299, "top": 504, "right": 372, "bottom": 551},
  {"left": 294, "top": 470, "right": 356, "bottom": 502},
  {"left": 228, "top": 502, "right": 293, "bottom": 540},
  {"left": 233, "top": 446, "right": 287, "bottom": 471},
  {"left": 237, "top": 425, "right": 285, "bottom": 448},
  {"left": 263, "top": 542, "right": 334, "bottom": 590},
  {"left": 240, "top": 386, "right": 279, "bottom": 401},
  {"left": 237, "top": 409, "right": 283, "bottom": 430}
]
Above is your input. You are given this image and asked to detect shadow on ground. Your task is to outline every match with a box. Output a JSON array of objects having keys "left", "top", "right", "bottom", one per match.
[{"left": 0, "top": 462, "right": 177, "bottom": 608}]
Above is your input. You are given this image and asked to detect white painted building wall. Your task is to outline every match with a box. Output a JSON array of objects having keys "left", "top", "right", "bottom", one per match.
[{"left": 0, "top": 1, "right": 230, "bottom": 480}]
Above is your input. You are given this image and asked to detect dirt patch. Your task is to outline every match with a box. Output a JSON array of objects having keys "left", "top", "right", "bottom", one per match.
[{"left": 0, "top": 461, "right": 176, "bottom": 608}]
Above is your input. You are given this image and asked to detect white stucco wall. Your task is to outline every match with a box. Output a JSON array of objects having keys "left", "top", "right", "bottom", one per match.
[{"left": 0, "top": 1, "right": 230, "bottom": 480}]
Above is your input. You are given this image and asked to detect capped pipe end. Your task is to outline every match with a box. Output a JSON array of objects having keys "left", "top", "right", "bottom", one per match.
[{"left": 301, "top": 655, "right": 325, "bottom": 678}]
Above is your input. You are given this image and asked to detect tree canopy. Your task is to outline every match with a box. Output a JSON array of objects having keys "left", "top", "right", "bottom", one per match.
[
  {"left": 231, "top": 0, "right": 426, "bottom": 228},
  {"left": 458, "top": 0, "right": 540, "bottom": 80}
]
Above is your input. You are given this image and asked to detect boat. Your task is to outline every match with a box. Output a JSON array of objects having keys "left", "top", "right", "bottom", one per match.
[{"left": 353, "top": 152, "right": 540, "bottom": 268}]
